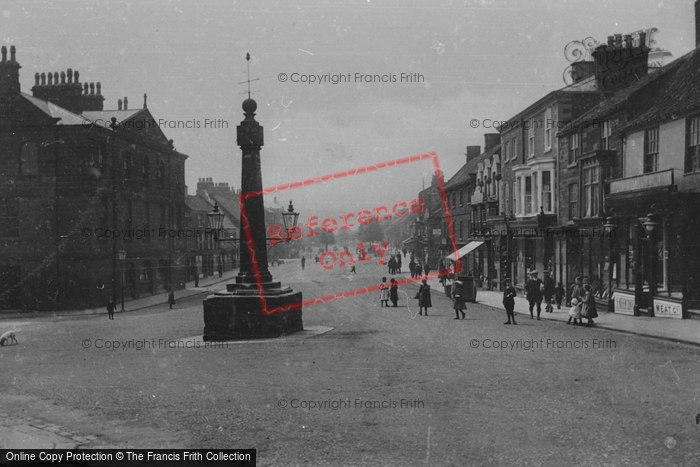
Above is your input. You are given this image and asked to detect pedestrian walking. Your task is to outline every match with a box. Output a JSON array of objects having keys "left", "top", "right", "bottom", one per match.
[
  {"left": 388, "top": 256, "right": 396, "bottom": 275},
  {"left": 555, "top": 282, "right": 565, "bottom": 309},
  {"left": 424, "top": 263, "right": 431, "bottom": 277},
  {"left": 543, "top": 270, "right": 555, "bottom": 313},
  {"left": 414, "top": 262, "right": 423, "bottom": 278},
  {"left": 217, "top": 264, "right": 223, "bottom": 278},
  {"left": 580, "top": 284, "right": 598, "bottom": 326},
  {"left": 502, "top": 278, "right": 517, "bottom": 324},
  {"left": 301, "top": 256, "right": 306, "bottom": 270},
  {"left": 396, "top": 254, "right": 402, "bottom": 273},
  {"left": 106, "top": 297, "right": 116, "bottom": 320},
  {"left": 409, "top": 259, "right": 416, "bottom": 278},
  {"left": 379, "top": 277, "right": 390, "bottom": 307},
  {"left": 389, "top": 278, "right": 399, "bottom": 307},
  {"left": 194, "top": 268, "right": 199, "bottom": 287},
  {"left": 525, "top": 270, "right": 543, "bottom": 320},
  {"left": 168, "top": 290, "right": 176, "bottom": 309},
  {"left": 416, "top": 279, "right": 432, "bottom": 316},
  {"left": 452, "top": 277, "right": 466, "bottom": 319}
]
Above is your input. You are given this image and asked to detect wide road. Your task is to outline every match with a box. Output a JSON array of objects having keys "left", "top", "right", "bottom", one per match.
[{"left": 1, "top": 258, "right": 699, "bottom": 466}]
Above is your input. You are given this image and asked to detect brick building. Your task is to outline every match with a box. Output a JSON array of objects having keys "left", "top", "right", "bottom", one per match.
[{"left": 0, "top": 47, "right": 189, "bottom": 311}]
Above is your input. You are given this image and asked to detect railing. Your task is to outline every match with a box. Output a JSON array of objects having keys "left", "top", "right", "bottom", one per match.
[{"left": 609, "top": 168, "right": 679, "bottom": 194}]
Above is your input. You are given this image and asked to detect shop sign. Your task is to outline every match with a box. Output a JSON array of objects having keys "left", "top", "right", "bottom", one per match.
[
  {"left": 614, "top": 291, "right": 635, "bottom": 315},
  {"left": 653, "top": 299, "right": 683, "bottom": 319}
]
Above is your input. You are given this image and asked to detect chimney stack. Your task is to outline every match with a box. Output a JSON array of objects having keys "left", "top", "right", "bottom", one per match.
[
  {"left": 466, "top": 145, "right": 481, "bottom": 162},
  {"left": 118, "top": 99, "right": 122, "bottom": 110},
  {"left": 124, "top": 96, "right": 128, "bottom": 110}
]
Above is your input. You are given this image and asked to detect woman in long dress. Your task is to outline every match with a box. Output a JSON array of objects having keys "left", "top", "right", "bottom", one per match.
[
  {"left": 580, "top": 284, "right": 598, "bottom": 326},
  {"left": 389, "top": 279, "right": 399, "bottom": 307}
]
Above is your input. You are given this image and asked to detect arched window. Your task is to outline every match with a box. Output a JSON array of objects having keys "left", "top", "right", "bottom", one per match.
[
  {"left": 158, "top": 160, "right": 165, "bottom": 187},
  {"left": 143, "top": 155, "right": 150, "bottom": 185},
  {"left": 123, "top": 151, "right": 132, "bottom": 181},
  {"left": 19, "top": 142, "right": 39, "bottom": 175}
]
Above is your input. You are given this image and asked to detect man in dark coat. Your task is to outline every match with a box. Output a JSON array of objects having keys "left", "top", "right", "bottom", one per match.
[
  {"left": 409, "top": 259, "right": 416, "bottom": 278},
  {"left": 502, "top": 278, "right": 517, "bottom": 324},
  {"left": 106, "top": 297, "right": 116, "bottom": 320},
  {"left": 417, "top": 279, "right": 432, "bottom": 316},
  {"left": 525, "top": 270, "right": 543, "bottom": 320},
  {"left": 542, "top": 270, "right": 556, "bottom": 313}
]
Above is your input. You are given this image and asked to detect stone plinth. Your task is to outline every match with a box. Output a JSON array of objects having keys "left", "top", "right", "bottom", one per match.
[{"left": 203, "top": 283, "right": 303, "bottom": 340}]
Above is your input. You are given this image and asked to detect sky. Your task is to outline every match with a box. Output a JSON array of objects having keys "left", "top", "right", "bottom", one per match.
[{"left": 1, "top": 0, "right": 695, "bottom": 221}]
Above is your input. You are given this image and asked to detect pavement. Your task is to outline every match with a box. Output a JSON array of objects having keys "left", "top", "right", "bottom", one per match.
[
  {"left": 0, "top": 268, "right": 241, "bottom": 320},
  {"left": 416, "top": 273, "right": 700, "bottom": 348}
]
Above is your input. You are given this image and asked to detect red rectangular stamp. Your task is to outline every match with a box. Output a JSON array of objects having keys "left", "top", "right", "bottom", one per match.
[{"left": 238, "top": 152, "right": 459, "bottom": 315}]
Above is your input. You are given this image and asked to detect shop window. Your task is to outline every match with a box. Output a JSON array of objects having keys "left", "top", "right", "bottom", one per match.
[
  {"left": 0, "top": 197, "right": 19, "bottom": 237},
  {"left": 568, "top": 183, "right": 579, "bottom": 219},
  {"left": 504, "top": 182, "right": 510, "bottom": 215},
  {"left": 528, "top": 120, "right": 535, "bottom": 158},
  {"left": 512, "top": 181, "right": 516, "bottom": 216},
  {"left": 643, "top": 127, "right": 659, "bottom": 173},
  {"left": 19, "top": 142, "right": 39, "bottom": 175},
  {"left": 459, "top": 189, "right": 463, "bottom": 207},
  {"left": 511, "top": 137, "right": 518, "bottom": 161},
  {"left": 686, "top": 115, "right": 700, "bottom": 173}
]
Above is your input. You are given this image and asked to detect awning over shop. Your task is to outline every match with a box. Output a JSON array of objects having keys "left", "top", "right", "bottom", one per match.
[{"left": 445, "top": 241, "right": 484, "bottom": 261}]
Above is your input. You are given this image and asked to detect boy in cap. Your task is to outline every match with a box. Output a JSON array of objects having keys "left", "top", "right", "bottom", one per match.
[{"left": 525, "top": 269, "right": 543, "bottom": 320}]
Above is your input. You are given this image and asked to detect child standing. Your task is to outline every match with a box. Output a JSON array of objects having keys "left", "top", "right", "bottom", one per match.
[
  {"left": 379, "top": 277, "right": 390, "bottom": 307},
  {"left": 567, "top": 298, "right": 581, "bottom": 325},
  {"left": 389, "top": 279, "right": 399, "bottom": 307}
]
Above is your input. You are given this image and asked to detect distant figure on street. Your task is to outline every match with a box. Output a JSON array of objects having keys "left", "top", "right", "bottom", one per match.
[
  {"left": 555, "top": 282, "right": 565, "bottom": 309},
  {"left": 379, "top": 277, "right": 390, "bottom": 307},
  {"left": 417, "top": 279, "right": 432, "bottom": 316},
  {"left": 106, "top": 297, "right": 116, "bottom": 320},
  {"left": 452, "top": 277, "right": 466, "bottom": 320},
  {"left": 414, "top": 262, "right": 423, "bottom": 278},
  {"left": 301, "top": 256, "right": 306, "bottom": 270},
  {"left": 389, "top": 279, "right": 399, "bottom": 307},
  {"left": 217, "top": 264, "right": 223, "bottom": 278},
  {"left": 396, "top": 254, "right": 402, "bottom": 273},
  {"left": 350, "top": 265, "right": 356, "bottom": 274},
  {"left": 424, "top": 263, "right": 431, "bottom": 277},
  {"left": 388, "top": 256, "right": 396, "bottom": 275},
  {"left": 525, "top": 270, "right": 543, "bottom": 320},
  {"left": 502, "top": 278, "right": 517, "bottom": 325},
  {"left": 409, "top": 259, "right": 416, "bottom": 278},
  {"left": 543, "top": 270, "right": 555, "bottom": 313},
  {"left": 194, "top": 269, "right": 199, "bottom": 287},
  {"left": 168, "top": 291, "right": 176, "bottom": 309}
]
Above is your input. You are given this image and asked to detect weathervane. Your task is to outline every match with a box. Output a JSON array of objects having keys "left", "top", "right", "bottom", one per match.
[{"left": 239, "top": 52, "right": 260, "bottom": 99}]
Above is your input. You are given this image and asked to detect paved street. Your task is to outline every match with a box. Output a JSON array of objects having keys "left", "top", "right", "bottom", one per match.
[{"left": 1, "top": 259, "right": 700, "bottom": 466}]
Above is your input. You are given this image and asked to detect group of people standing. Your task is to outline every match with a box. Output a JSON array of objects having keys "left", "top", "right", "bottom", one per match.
[
  {"left": 407, "top": 259, "right": 430, "bottom": 278},
  {"left": 379, "top": 277, "right": 400, "bottom": 307},
  {"left": 387, "top": 254, "right": 402, "bottom": 274},
  {"left": 503, "top": 270, "right": 598, "bottom": 326}
]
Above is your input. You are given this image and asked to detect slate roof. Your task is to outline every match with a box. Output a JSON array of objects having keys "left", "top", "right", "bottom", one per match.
[
  {"left": 443, "top": 143, "right": 501, "bottom": 190},
  {"left": 21, "top": 93, "right": 90, "bottom": 125},
  {"left": 625, "top": 47, "right": 700, "bottom": 130}
]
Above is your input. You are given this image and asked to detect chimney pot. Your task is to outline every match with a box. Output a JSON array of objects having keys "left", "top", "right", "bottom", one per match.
[
  {"left": 67, "top": 69, "right": 72, "bottom": 84},
  {"left": 123, "top": 96, "right": 128, "bottom": 110},
  {"left": 74, "top": 70, "right": 79, "bottom": 82},
  {"left": 53, "top": 72, "right": 58, "bottom": 84},
  {"left": 40, "top": 72, "right": 46, "bottom": 85},
  {"left": 118, "top": 99, "right": 122, "bottom": 110},
  {"left": 10, "top": 45, "right": 15, "bottom": 62},
  {"left": 83, "top": 82, "right": 88, "bottom": 94},
  {"left": 1, "top": 46, "right": 6, "bottom": 62},
  {"left": 143, "top": 93, "right": 147, "bottom": 108},
  {"left": 96, "top": 82, "right": 101, "bottom": 95},
  {"left": 34, "top": 72, "right": 39, "bottom": 86},
  {"left": 89, "top": 82, "right": 94, "bottom": 95},
  {"left": 60, "top": 71, "right": 65, "bottom": 84},
  {"left": 47, "top": 73, "right": 53, "bottom": 86},
  {"left": 696, "top": 0, "right": 700, "bottom": 48}
]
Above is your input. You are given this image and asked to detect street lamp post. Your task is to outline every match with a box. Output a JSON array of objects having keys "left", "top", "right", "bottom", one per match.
[
  {"left": 603, "top": 216, "right": 616, "bottom": 310},
  {"left": 118, "top": 249, "right": 126, "bottom": 311},
  {"left": 642, "top": 213, "right": 659, "bottom": 317}
]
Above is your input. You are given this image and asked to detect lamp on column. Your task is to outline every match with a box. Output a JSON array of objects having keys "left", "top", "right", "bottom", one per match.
[
  {"left": 642, "top": 213, "right": 659, "bottom": 317},
  {"left": 603, "top": 216, "right": 616, "bottom": 310}
]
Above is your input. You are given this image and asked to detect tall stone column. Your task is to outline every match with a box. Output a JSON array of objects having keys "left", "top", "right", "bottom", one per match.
[{"left": 236, "top": 98, "right": 272, "bottom": 284}]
